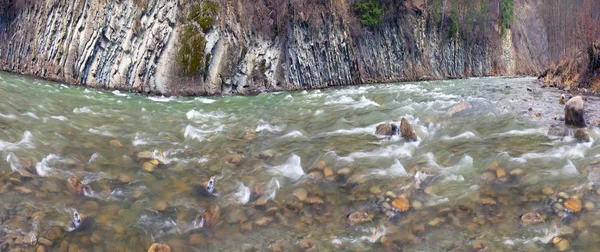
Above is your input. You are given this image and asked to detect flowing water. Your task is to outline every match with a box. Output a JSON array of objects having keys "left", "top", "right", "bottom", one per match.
[{"left": 2, "top": 71, "right": 600, "bottom": 251}]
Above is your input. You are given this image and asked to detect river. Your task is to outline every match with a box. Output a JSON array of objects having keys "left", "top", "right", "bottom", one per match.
[{"left": 1, "top": 71, "right": 600, "bottom": 251}]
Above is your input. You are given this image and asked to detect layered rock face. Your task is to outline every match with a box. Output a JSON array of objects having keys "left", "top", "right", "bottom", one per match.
[{"left": 0, "top": 0, "right": 548, "bottom": 96}]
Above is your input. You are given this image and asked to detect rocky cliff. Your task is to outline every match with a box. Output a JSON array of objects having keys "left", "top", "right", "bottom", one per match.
[{"left": 0, "top": 0, "right": 549, "bottom": 96}]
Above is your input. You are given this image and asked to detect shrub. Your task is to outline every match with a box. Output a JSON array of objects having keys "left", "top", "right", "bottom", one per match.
[
  {"left": 500, "top": 0, "right": 514, "bottom": 35},
  {"left": 356, "top": 0, "right": 381, "bottom": 27},
  {"left": 188, "top": 1, "right": 219, "bottom": 32},
  {"left": 448, "top": 8, "right": 458, "bottom": 38}
]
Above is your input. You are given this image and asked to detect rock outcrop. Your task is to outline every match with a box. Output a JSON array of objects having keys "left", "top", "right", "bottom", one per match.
[
  {"left": 565, "top": 96, "right": 585, "bottom": 127},
  {"left": 0, "top": 0, "right": 550, "bottom": 96},
  {"left": 375, "top": 123, "right": 398, "bottom": 136}
]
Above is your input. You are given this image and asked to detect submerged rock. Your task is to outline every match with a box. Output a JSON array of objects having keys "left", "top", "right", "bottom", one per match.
[
  {"left": 553, "top": 237, "right": 570, "bottom": 251},
  {"left": 148, "top": 243, "right": 172, "bottom": 252},
  {"left": 447, "top": 102, "right": 471, "bottom": 116},
  {"left": 400, "top": 118, "right": 418, "bottom": 142},
  {"left": 520, "top": 212, "right": 544, "bottom": 224},
  {"left": 564, "top": 198, "right": 582, "bottom": 212},
  {"left": 194, "top": 204, "right": 220, "bottom": 229},
  {"left": 67, "top": 177, "right": 89, "bottom": 197},
  {"left": 565, "top": 96, "right": 585, "bottom": 127},
  {"left": 574, "top": 128, "right": 590, "bottom": 142},
  {"left": 391, "top": 197, "right": 410, "bottom": 212},
  {"left": 347, "top": 211, "right": 371, "bottom": 226}
]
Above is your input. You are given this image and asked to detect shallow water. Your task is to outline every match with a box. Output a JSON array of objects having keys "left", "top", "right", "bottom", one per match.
[{"left": 1, "top": 71, "right": 600, "bottom": 251}]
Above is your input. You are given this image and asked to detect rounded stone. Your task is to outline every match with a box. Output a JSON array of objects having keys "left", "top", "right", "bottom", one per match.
[
  {"left": 412, "top": 200, "right": 423, "bottom": 210},
  {"left": 584, "top": 201, "right": 595, "bottom": 211},
  {"left": 148, "top": 243, "right": 172, "bottom": 252},
  {"left": 564, "top": 198, "right": 582, "bottom": 213},
  {"left": 542, "top": 187, "right": 554, "bottom": 195},
  {"left": 509, "top": 168, "right": 524, "bottom": 176},
  {"left": 293, "top": 188, "right": 308, "bottom": 202}
]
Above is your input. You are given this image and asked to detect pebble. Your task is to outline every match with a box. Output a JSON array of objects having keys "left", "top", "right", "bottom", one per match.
[
  {"left": 119, "top": 174, "right": 133, "bottom": 183},
  {"left": 564, "top": 198, "right": 582, "bottom": 212},
  {"left": 369, "top": 186, "right": 381, "bottom": 195},
  {"left": 542, "top": 187, "right": 554, "bottom": 195},
  {"left": 109, "top": 140, "right": 123, "bottom": 147},
  {"left": 153, "top": 200, "right": 169, "bottom": 211},
  {"left": 411, "top": 200, "right": 423, "bottom": 210},
  {"left": 313, "top": 161, "right": 326, "bottom": 170},
  {"left": 137, "top": 151, "right": 153, "bottom": 160},
  {"left": 521, "top": 212, "right": 544, "bottom": 224},
  {"left": 496, "top": 168, "right": 506, "bottom": 179},
  {"left": 293, "top": 188, "right": 307, "bottom": 202},
  {"left": 37, "top": 245, "right": 46, "bottom": 252},
  {"left": 384, "top": 191, "right": 397, "bottom": 199},
  {"left": 424, "top": 186, "right": 437, "bottom": 195},
  {"left": 558, "top": 192, "right": 569, "bottom": 199},
  {"left": 428, "top": 217, "right": 445, "bottom": 227},
  {"left": 141, "top": 161, "right": 156, "bottom": 172},
  {"left": 509, "top": 168, "right": 524, "bottom": 176},
  {"left": 553, "top": 237, "right": 570, "bottom": 251},
  {"left": 323, "top": 168, "right": 334, "bottom": 178},
  {"left": 481, "top": 172, "right": 496, "bottom": 180},
  {"left": 336, "top": 168, "right": 351, "bottom": 175},
  {"left": 38, "top": 238, "right": 52, "bottom": 247},
  {"left": 584, "top": 201, "right": 595, "bottom": 211},
  {"left": 391, "top": 197, "right": 410, "bottom": 212}
]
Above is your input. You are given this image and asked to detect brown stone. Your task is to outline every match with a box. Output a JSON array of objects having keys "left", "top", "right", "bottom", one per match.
[
  {"left": 400, "top": 118, "right": 418, "bottom": 141},
  {"left": 564, "top": 198, "right": 582, "bottom": 212},
  {"left": 375, "top": 123, "right": 394, "bottom": 136},
  {"left": 391, "top": 197, "right": 410, "bottom": 212},
  {"left": 67, "top": 177, "right": 86, "bottom": 197},
  {"left": 323, "top": 168, "right": 334, "bottom": 178},
  {"left": 313, "top": 161, "right": 326, "bottom": 170},
  {"left": 37, "top": 238, "right": 52, "bottom": 247},
  {"left": 109, "top": 140, "right": 123, "bottom": 147},
  {"left": 521, "top": 212, "right": 544, "bottom": 224},
  {"left": 347, "top": 211, "right": 371, "bottom": 226},
  {"left": 224, "top": 154, "right": 241, "bottom": 164}
]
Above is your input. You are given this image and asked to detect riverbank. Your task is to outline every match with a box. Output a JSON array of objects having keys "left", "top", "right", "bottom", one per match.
[{"left": 539, "top": 41, "right": 600, "bottom": 95}]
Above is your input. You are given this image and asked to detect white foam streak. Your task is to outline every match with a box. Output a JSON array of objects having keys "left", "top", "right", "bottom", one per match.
[
  {"left": 183, "top": 125, "right": 224, "bottom": 141},
  {"left": 441, "top": 131, "right": 478, "bottom": 141},
  {"left": 35, "top": 154, "right": 61, "bottom": 177},
  {"left": 0, "top": 131, "right": 35, "bottom": 150},
  {"left": 270, "top": 154, "right": 305, "bottom": 181}
]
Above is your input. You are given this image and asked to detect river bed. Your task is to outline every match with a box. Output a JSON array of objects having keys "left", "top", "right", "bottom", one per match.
[{"left": 1, "top": 72, "right": 600, "bottom": 251}]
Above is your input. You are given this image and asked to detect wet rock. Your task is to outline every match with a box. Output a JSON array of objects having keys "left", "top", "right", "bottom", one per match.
[
  {"left": 299, "top": 238, "right": 317, "bottom": 249},
  {"left": 428, "top": 217, "right": 445, "bottom": 227},
  {"left": 323, "top": 168, "right": 334, "bottom": 178},
  {"left": 336, "top": 168, "right": 352, "bottom": 175},
  {"left": 37, "top": 238, "right": 52, "bottom": 247},
  {"left": 240, "top": 222, "right": 252, "bottom": 232},
  {"left": 384, "top": 191, "right": 397, "bottom": 199},
  {"left": 37, "top": 245, "right": 46, "bottom": 252},
  {"left": 369, "top": 186, "right": 381, "bottom": 195},
  {"left": 553, "top": 237, "right": 570, "bottom": 251},
  {"left": 400, "top": 118, "right": 417, "bottom": 142},
  {"left": 136, "top": 151, "right": 153, "bottom": 160},
  {"left": 293, "top": 188, "right": 307, "bottom": 202},
  {"left": 560, "top": 94, "right": 566, "bottom": 105},
  {"left": 306, "top": 197, "right": 324, "bottom": 204},
  {"left": 375, "top": 123, "right": 397, "bottom": 136},
  {"left": 148, "top": 243, "right": 172, "bottom": 252},
  {"left": 109, "top": 140, "right": 123, "bottom": 147},
  {"left": 411, "top": 200, "right": 423, "bottom": 210},
  {"left": 118, "top": 174, "right": 133, "bottom": 183},
  {"left": 152, "top": 200, "right": 169, "bottom": 212},
  {"left": 347, "top": 211, "right": 372, "bottom": 226},
  {"left": 391, "top": 197, "right": 410, "bottom": 212},
  {"left": 574, "top": 128, "right": 590, "bottom": 142},
  {"left": 509, "top": 168, "right": 524, "bottom": 176},
  {"left": 558, "top": 192, "right": 569, "bottom": 199},
  {"left": 255, "top": 216, "right": 273, "bottom": 226},
  {"left": 252, "top": 195, "right": 268, "bottom": 206},
  {"left": 141, "top": 161, "right": 157, "bottom": 172},
  {"left": 194, "top": 204, "right": 220, "bottom": 229},
  {"left": 542, "top": 187, "right": 554, "bottom": 195},
  {"left": 447, "top": 102, "right": 471, "bottom": 116},
  {"left": 313, "top": 161, "right": 326, "bottom": 170},
  {"left": 496, "top": 168, "right": 506, "bottom": 180},
  {"left": 194, "top": 177, "right": 217, "bottom": 196},
  {"left": 520, "top": 212, "right": 544, "bottom": 224},
  {"left": 67, "top": 177, "right": 88, "bottom": 197},
  {"left": 564, "top": 198, "right": 582, "bottom": 212},
  {"left": 584, "top": 201, "right": 595, "bottom": 211},
  {"left": 472, "top": 239, "right": 488, "bottom": 250},
  {"left": 565, "top": 96, "right": 585, "bottom": 127}
]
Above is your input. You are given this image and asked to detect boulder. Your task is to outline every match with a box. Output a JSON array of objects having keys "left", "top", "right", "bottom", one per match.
[
  {"left": 574, "top": 128, "right": 590, "bottom": 142},
  {"left": 400, "top": 118, "right": 418, "bottom": 142},
  {"left": 565, "top": 96, "right": 585, "bottom": 127},
  {"left": 375, "top": 123, "right": 398, "bottom": 136}
]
